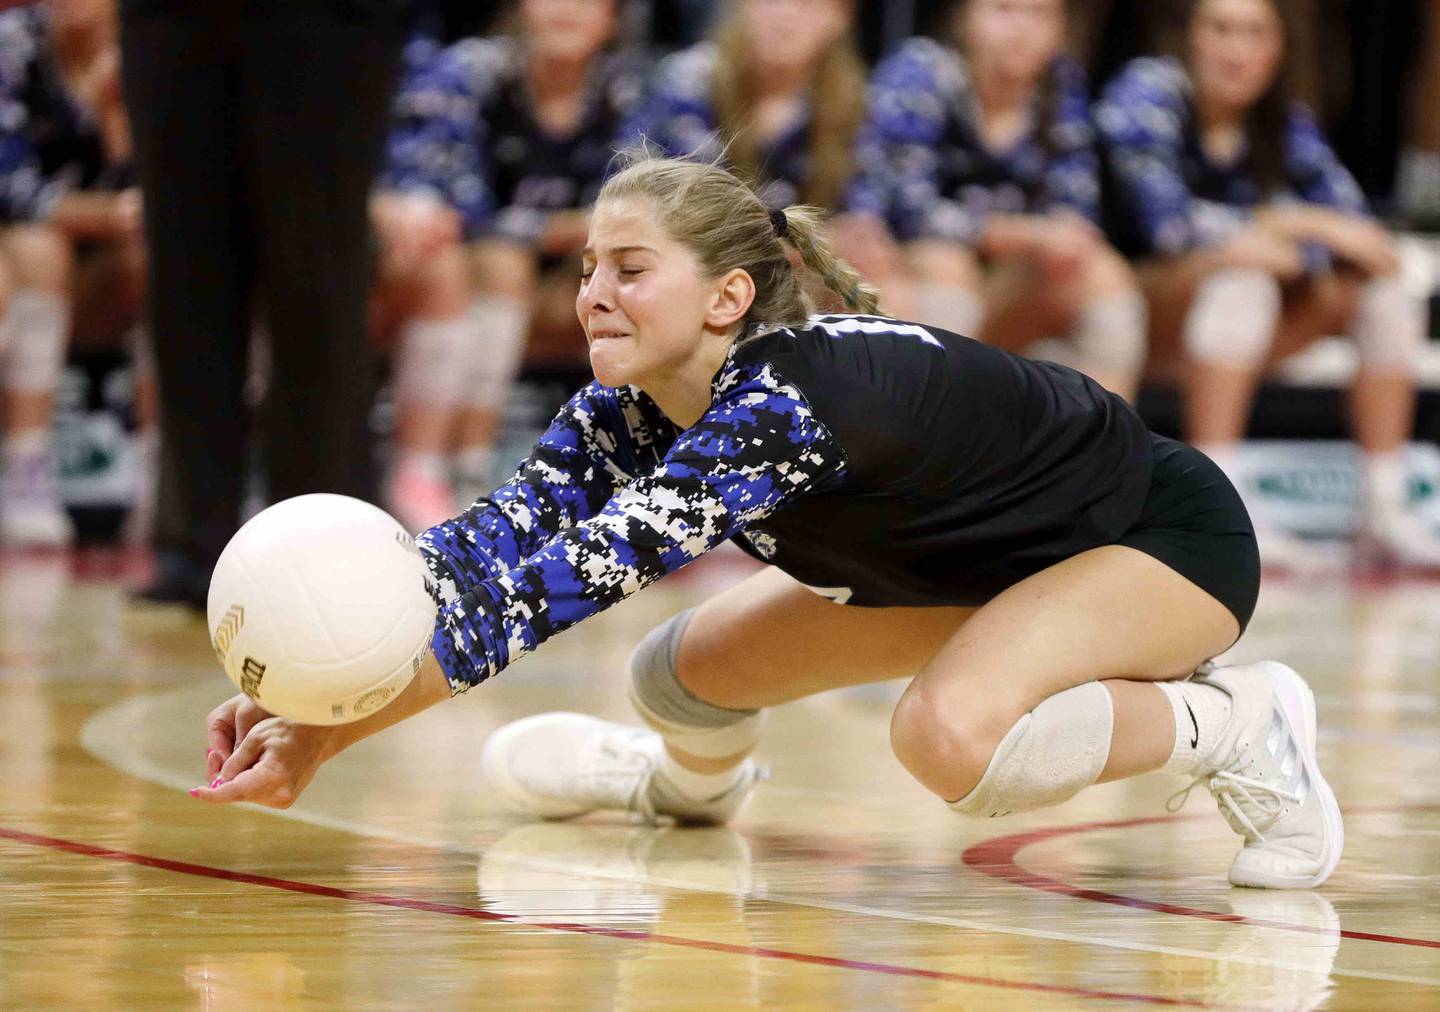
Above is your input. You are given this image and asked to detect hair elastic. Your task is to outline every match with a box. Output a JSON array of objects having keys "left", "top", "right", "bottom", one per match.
[{"left": 769, "top": 207, "right": 789, "bottom": 240}]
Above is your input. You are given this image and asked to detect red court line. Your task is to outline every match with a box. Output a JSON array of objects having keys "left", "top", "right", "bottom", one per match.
[
  {"left": 0, "top": 824, "right": 1237, "bottom": 1009},
  {"left": 962, "top": 808, "right": 1440, "bottom": 950}
]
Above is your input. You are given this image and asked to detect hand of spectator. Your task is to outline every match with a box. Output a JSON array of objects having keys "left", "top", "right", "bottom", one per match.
[
  {"left": 373, "top": 192, "right": 462, "bottom": 275},
  {"left": 1217, "top": 226, "right": 1305, "bottom": 280},
  {"left": 111, "top": 188, "right": 143, "bottom": 240},
  {"left": 1033, "top": 213, "right": 1101, "bottom": 284},
  {"left": 1321, "top": 217, "right": 1401, "bottom": 277}
]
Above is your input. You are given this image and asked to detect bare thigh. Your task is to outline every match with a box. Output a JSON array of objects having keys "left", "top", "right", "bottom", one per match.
[
  {"left": 979, "top": 257, "right": 1074, "bottom": 351},
  {"left": 896, "top": 544, "right": 1239, "bottom": 762},
  {"left": 676, "top": 566, "right": 975, "bottom": 710}
]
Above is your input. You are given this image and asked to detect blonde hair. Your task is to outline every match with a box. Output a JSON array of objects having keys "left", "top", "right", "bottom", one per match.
[
  {"left": 598, "top": 153, "right": 880, "bottom": 330},
  {"left": 709, "top": 3, "right": 866, "bottom": 211}
]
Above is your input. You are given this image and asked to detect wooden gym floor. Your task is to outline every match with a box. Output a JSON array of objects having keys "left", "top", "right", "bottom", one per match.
[{"left": 1, "top": 545, "right": 1438, "bottom": 1009}]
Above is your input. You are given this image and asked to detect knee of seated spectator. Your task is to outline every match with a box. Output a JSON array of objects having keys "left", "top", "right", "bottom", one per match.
[
  {"left": 0, "top": 223, "right": 73, "bottom": 293},
  {"left": 471, "top": 239, "right": 538, "bottom": 301},
  {"left": 1082, "top": 246, "right": 1139, "bottom": 299},
  {"left": 889, "top": 677, "right": 1022, "bottom": 801},
  {"left": 905, "top": 240, "right": 982, "bottom": 289}
]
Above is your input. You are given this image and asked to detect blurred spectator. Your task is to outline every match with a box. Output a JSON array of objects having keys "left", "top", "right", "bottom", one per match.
[
  {"left": 622, "top": 0, "right": 866, "bottom": 215},
  {"left": 1096, "top": 0, "right": 1440, "bottom": 569},
  {"left": 375, "top": 0, "right": 643, "bottom": 531},
  {"left": 845, "top": 0, "right": 1147, "bottom": 400},
  {"left": 120, "top": 0, "right": 407, "bottom": 608},
  {"left": 0, "top": 1, "right": 141, "bottom": 547}
]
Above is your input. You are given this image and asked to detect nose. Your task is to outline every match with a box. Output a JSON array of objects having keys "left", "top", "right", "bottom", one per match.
[{"left": 578, "top": 267, "right": 615, "bottom": 319}]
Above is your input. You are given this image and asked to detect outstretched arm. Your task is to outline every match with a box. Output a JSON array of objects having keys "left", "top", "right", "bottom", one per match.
[
  {"left": 433, "top": 362, "right": 847, "bottom": 692},
  {"left": 192, "top": 652, "right": 452, "bottom": 808}
]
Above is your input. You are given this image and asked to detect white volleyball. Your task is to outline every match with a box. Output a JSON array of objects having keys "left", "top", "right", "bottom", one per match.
[{"left": 207, "top": 494, "right": 438, "bottom": 725}]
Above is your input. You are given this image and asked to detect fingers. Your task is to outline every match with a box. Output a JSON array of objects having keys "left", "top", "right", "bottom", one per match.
[
  {"left": 190, "top": 764, "right": 292, "bottom": 808},
  {"left": 205, "top": 704, "right": 239, "bottom": 771},
  {"left": 218, "top": 727, "right": 266, "bottom": 783}
]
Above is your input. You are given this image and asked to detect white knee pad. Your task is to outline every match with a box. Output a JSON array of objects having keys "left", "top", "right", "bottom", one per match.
[
  {"left": 628, "top": 609, "right": 766, "bottom": 760},
  {"left": 1182, "top": 268, "right": 1280, "bottom": 365},
  {"left": 0, "top": 290, "right": 68, "bottom": 393},
  {"left": 467, "top": 297, "right": 528, "bottom": 410},
  {"left": 1071, "top": 291, "right": 1148, "bottom": 374},
  {"left": 394, "top": 315, "right": 475, "bottom": 409},
  {"left": 914, "top": 283, "right": 982, "bottom": 337},
  {"left": 1351, "top": 274, "right": 1425, "bottom": 373},
  {"left": 950, "top": 681, "right": 1114, "bottom": 819}
]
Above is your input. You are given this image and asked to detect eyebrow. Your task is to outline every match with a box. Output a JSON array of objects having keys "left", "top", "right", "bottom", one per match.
[{"left": 580, "top": 244, "right": 658, "bottom": 258}]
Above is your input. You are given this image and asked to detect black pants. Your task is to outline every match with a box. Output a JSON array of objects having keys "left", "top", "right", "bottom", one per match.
[{"left": 120, "top": 1, "right": 403, "bottom": 571}]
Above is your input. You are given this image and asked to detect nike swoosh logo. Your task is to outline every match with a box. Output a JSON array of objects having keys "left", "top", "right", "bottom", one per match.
[{"left": 1184, "top": 699, "right": 1199, "bottom": 749}]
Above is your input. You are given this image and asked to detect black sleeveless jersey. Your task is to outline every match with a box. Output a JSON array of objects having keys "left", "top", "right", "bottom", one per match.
[{"left": 725, "top": 315, "right": 1154, "bottom": 605}]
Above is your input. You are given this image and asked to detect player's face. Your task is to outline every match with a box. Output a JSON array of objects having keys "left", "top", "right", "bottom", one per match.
[
  {"left": 522, "top": 0, "right": 618, "bottom": 63},
  {"left": 740, "top": 0, "right": 852, "bottom": 71},
  {"left": 577, "top": 198, "right": 717, "bottom": 389},
  {"left": 960, "top": 0, "right": 1066, "bottom": 85},
  {"left": 1187, "top": 0, "right": 1285, "bottom": 112}
]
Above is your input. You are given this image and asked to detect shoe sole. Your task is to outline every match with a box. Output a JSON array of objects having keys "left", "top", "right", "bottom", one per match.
[
  {"left": 1230, "top": 664, "right": 1345, "bottom": 889},
  {"left": 480, "top": 712, "right": 599, "bottom": 821}
]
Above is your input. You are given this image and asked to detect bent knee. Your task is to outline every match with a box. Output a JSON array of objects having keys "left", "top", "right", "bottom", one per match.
[{"left": 889, "top": 682, "right": 1017, "bottom": 801}]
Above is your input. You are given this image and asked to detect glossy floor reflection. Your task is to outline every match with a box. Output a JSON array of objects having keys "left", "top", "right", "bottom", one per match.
[{"left": 2, "top": 546, "right": 1439, "bottom": 1009}]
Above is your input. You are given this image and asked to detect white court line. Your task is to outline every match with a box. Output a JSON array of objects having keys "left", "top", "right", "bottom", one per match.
[{"left": 77, "top": 691, "right": 1440, "bottom": 990}]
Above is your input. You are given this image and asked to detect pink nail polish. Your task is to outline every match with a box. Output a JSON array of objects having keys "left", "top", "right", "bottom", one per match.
[
  {"left": 189, "top": 788, "right": 201, "bottom": 797},
  {"left": 210, "top": 776, "right": 223, "bottom": 789},
  {"left": 207, "top": 748, "right": 216, "bottom": 759}
]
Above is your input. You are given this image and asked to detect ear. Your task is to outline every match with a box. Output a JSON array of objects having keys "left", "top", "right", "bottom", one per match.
[{"left": 705, "top": 268, "right": 756, "bottom": 332}]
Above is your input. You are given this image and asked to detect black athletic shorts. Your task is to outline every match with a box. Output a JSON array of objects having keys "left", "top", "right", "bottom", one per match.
[{"left": 1117, "top": 435, "right": 1261, "bottom": 635}]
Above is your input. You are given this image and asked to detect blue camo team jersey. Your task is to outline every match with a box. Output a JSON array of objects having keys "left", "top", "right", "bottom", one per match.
[
  {"left": 418, "top": 315, "right": 1155, "bottom": 694},
  {"left": 621, "top": 42, "right": 818, "bottom": 210},
  {"left": 1094, "top": 56, "right": 1369, "bottom": 265},
  {"left": 0, "top": 8, "right": 114, "bottom": 225},
  {"left": 382, "top": 35, "right": 646, "bottom": 243},
  {"left": 846, "top": 37, "right": 1101, "bottom": 243}
]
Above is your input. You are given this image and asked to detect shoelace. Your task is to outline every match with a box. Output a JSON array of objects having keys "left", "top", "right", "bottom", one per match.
[
  {"left": 1166, "top": 768, "right": 1301, "bottom": 842},
  {"left": 598, "top": 732, "right": 660, "bottom": 825}
]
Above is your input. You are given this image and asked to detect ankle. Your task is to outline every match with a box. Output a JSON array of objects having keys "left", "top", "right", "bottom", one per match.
[{"left": 653, "top": 747, "right": 744, "bottom": 802}]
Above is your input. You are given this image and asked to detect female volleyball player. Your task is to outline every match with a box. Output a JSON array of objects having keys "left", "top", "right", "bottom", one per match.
[
  {"left": 196, "top": 153, "right": 1342, "bottom": 890},
  {"left": 844, "top": 0, "right": 1147, "bottom": 401},
  {"left": 1096, "top": 0, "right": 1440, "bottom": 569}
]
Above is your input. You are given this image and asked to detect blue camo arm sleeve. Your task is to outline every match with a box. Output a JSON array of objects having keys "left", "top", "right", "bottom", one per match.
[
  {"left": 416, "top": 381, "right": 646, "bottom": 606},
  {"left": 429, "top": 362, "right": 847, "bottom": 692}
]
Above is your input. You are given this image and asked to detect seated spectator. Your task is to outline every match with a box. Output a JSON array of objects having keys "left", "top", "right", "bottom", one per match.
[
  {"left": 845, "top": 0, "right": 1147, "bottom": 400},
  {"left": 0, "top": 1, "right": 143, "bottom": 547},
  {"left": 374, "top": 0, "right": 644, "bottom": 532},
  {"left": 1096, "top": 0, "right": 1440, "bottom": 569},
  {"left": 623, "top": 0, "right": 865, "bottom": 216}
]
